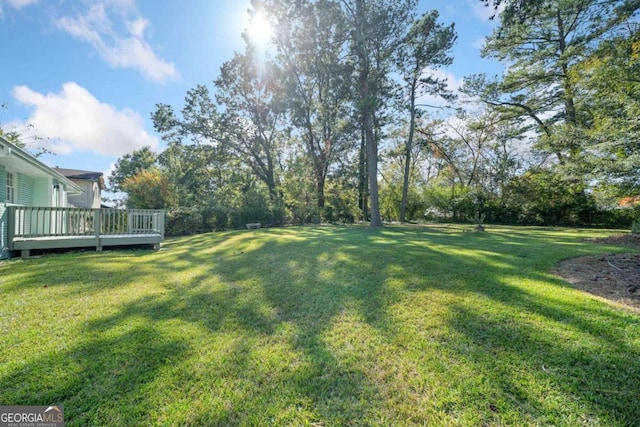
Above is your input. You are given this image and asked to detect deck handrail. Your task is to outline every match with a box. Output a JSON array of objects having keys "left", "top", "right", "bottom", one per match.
[{"left": 8, "top": 206, "right": 165, "bottom": 239}]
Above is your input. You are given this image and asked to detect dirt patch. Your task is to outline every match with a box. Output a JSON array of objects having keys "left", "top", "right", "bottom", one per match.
[{"left": 553, "top": 234, "right": 640, "bottom": 312}]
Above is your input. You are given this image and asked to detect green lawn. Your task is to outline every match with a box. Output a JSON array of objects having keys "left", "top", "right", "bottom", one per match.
[{"left": 1, "top": 225, "right": 639, "bottom": 426}]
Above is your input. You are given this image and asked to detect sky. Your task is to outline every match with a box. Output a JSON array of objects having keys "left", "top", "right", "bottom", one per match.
[{"left": 0, "top": 0, "right": 503, "bottom": 188}]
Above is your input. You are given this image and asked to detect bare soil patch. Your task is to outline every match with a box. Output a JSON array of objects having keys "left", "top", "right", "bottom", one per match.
[{"left": 554, "top": 234, "right": 640, "bottom": 311}]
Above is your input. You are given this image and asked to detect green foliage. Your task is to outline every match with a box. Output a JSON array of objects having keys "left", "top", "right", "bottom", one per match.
[
  {"left": 166, "top": 190, "right": 283, "bottom": 236},
  {"left": 507, "top": 169, "right": 598, "bottom": 226},
  {"left": 459, "top": 0, "right": 640, "bottom": 225},
  {"left": 129, "top": 0, "right": 639, "bottom": 231},
  {"left": 266, "top": 0, "right": 355, "bottom": 217},
  {"left": 629, "top": 201, "right": 640, "bottom": 234},
  {"left": 343, "top": 0, "right": 420, "bottom": 226},
  {"left": 122, "top": 168, "right": 176, "bottom": 210},
  {"left": 424, "top": 181, "right": 474, "bottom": 221},
  {"left": 108, "top": 146, "right": 158, "bottom": 193},
  {"left": 419, "top": 165, "right": 628, "bottom": 228},
  {"left": 281, "top": 154, "right": 320, "bottom": 224},
  {"left": 380, "top": 172, "right": 427, "bottom": 222},
  {"left": 214, "top": 49, "right": 285, "bottom": 203},
  {"left": 228, "top": 187, "right": 276, "bottom": 228},
  {"left": 394, "top": 10, "right": 456, "bottom": 222},
  {"left": 477, "top": 0, "right": 549, "bottom": 24},
  {"left": 481, "top": 198, "right": 522, "bottom": 225},
  {"left": 323, "top": 173, "right": 360, "bottom": 223},
  {"left": 165, "top": 206, "right": 205, "bottom": 236},
  {"left": 468, "top": 0, "right": 640, "bottom": 193},
  {"left": 395, "top": 10, "right": 456, "bottom": 103},
  {"left": 577, "top": 31, "right": 640, "bottom": 194}
]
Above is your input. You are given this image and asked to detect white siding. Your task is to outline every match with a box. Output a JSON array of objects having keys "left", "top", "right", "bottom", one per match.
[
  {"left": 67, "top": 179, "right": 101, "bottom": 208},
  {"left": 1, "top": 164, "right": 7, "bottom": 259},
  {"left": 0, "top": 203, "right": 6, "bottom": 260}
]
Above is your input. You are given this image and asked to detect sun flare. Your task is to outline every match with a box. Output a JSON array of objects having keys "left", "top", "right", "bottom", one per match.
[{"left": 247, "top": 12, "right": 273, "bottom": 46}]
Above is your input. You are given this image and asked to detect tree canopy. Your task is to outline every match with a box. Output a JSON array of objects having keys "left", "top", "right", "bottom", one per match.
[{"left": 106, "top": 0, "right": 640, "bottom": 235}]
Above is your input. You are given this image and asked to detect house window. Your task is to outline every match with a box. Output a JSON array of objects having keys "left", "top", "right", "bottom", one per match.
[{"left": 6, "top": 172, "right": 15, "bottom": 203}]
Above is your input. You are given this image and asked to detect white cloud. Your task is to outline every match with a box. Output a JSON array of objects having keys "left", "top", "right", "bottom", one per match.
[
  {"left": 5, "top": 0, "right": 38, "bottom": 8},
  {"left": 468, "top": 0, "right": 505, "bottom": 22},
  {"left": 104, "top": 0, "right": 136, "bottom": 11},
  {"left": 55, "top": 2, "right": 179, "bottom": 84},
  {"left": 0, "top": 0, "right": 37, "bottom": 16},
  {"left": 103, "top": 161, "right": 119, "bottom": 192},
  {"left": 472, "top": 37, "right": 486, "bottom": 51},
  {"left": 415, "top": 68, "right": 465, "bottom": 110},
  {"left": 12, "top": 82, "right": 159, "bottom": 156},
  {"left": 127, "top": 17, "right": 149, "bottom": 38}
]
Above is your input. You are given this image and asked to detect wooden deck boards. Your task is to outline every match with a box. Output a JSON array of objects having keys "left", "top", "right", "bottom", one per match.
[{"left": 12, "top": 233, "right": 163, "bottom": 256}]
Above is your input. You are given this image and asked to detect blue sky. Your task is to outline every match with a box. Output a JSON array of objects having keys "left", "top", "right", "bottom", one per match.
[{"left": 0, "top": 0, "right": 502, "bottom": 187}]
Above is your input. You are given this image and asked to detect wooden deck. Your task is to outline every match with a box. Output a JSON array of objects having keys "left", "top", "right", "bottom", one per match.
[{"left": 8, "top": 206, "right": 165, "bottom": 257}]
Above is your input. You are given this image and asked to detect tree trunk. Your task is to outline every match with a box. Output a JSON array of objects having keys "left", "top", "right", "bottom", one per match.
[
  {"left": 356, "top": 0, "right": 382, "bottom": 227},
  {"left": 400, "top": 81, "right": 417, "bottom": 222},
  {"left": 364, "top": 106, "right": 382, "bottom": 226},
  {"left": 399, "top": 144, "right": 411, "bottom": 222},
  {"left": 316, "top": 172, "right": 326, "bottom": 210},
  {"left": 358, "top": 125, "right": 369, "bottom": 221}
]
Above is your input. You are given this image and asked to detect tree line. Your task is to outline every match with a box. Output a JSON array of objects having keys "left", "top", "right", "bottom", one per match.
[{"left": 109, "top": 0, "right": 640, "bottom": 235}]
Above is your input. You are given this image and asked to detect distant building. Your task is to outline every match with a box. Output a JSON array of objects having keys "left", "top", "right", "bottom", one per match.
[{"left": 55, "top": 168, "right": 105, "bottom": 209}]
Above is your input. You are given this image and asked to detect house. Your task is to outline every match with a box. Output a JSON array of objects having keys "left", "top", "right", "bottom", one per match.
[
  {"left": 1, "top": 136, "right": 164, "bottom": 259},
  {"left": 55, "top": 167, "right": 105, "bottom": 209},
  {"left": 1, "top": 136, "right": 84, "bottom": 259}
]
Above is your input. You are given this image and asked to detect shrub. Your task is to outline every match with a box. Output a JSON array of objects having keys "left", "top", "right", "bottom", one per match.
[{"left": 165, "top": 207, "right": 204, "bottom": 236}]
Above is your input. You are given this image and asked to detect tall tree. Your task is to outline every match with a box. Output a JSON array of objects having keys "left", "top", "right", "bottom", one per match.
[
  {"left": 152, "top": 48, "right": 286, "bottom": 206},
  {"left": 263, "top": 0, "right": 354, "bottom": 219},
  {"left": 578, "top": 29, "right": 640, "bottom": 195},
  {"left": 477, "top": 0, "right": 546, "bottom": 22},
  {"left": 395, "top": 10, "right": 456, "bottom": 222},
  {"left": 465, "top": 0, "right": 639, "bottom": 166},
  {"left": 342, "top": 0, "right": 417, "bottom": 226},
  {"left": 214, "top": 47, "right": 286, "bottom": 203},
  {"left": 152, "top": 96, "right": 229, "bottom": 213}
]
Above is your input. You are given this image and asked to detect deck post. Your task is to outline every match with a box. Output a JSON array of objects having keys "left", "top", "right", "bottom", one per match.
[
  {"left": 127, "top": 211, "right": 133, "bottom": 234},
  {"left": 94, "top": 209, "right": 101, "bottom": 251},
  {"left": 7, "top": 206, "right": 15, "bottom": 252}
]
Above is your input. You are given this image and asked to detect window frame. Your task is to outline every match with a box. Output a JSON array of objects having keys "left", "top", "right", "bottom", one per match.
[{"left": 6, "top": 171, "right": 15, "bottom": 203}]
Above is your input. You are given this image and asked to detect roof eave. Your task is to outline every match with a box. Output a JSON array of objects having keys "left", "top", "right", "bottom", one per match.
[{"left": 0, "top": 136, "right": 84, "bottom": 195}]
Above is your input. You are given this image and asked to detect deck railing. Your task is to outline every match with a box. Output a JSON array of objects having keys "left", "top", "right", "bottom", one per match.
[{"left": 8, "top": 206, "right": 165, "bottom": 240}]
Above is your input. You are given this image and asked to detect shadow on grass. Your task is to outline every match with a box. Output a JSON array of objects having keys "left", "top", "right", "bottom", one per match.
[
  {"left": 1, "top": 225, "right": 638, "bottom": 425},
  {"left": 0, "top": 326, "right": 188, "bottom": 426}
]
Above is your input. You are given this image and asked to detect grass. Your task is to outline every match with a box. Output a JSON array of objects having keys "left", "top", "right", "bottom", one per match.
[{"left": 1, "top": 224, "right": 639, "bottom": 426}]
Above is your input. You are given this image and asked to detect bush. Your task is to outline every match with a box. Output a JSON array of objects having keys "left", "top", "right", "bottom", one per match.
[
  {"left": 227, "top": 190, "right": 278, "bottom": 228},
  {"left": 166, "top": 207, "right": 204, "bottom": 236},
  {"left": 589, "top": 209, "right": 635, "bottom": 229}
]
